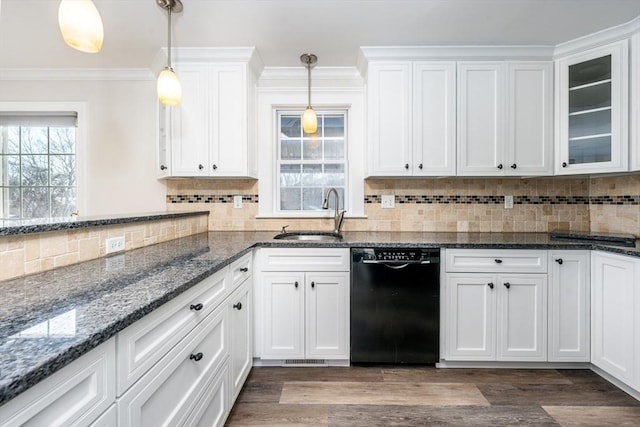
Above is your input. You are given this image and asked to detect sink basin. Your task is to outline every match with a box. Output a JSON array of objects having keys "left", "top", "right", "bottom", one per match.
[{"left": 273, "top": 231, "right": 343, "bottom": 242}]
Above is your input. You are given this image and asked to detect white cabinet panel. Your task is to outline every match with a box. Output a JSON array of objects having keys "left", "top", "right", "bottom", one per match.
[
  {"left": 548, "top": 251, "right": 590, "bottom": 362},
  {"left": 261, "top": 272, "right": 306, "bottom": 358},
  {"left": 183, "top": 365, "right": 229, "bottom": 427},
  {"left": 229, "top": 279, "right": 252, "bottom": 401},
  {"left": 632, "top": 33, "right": 640, "bottom": 171},
  {"left": 306, "top": 272, "right": 350, "bottom": 359},
  {"left": 89, "top": 405, "right": 117, "bottom": 427},
  {"left": 445, "top": 273, "right": 497, "bottom": 360},
  {"left": 507, "top": 62, "right": 553, "bottom": 175},
  {"left": 445, "top": 249, "right": 547, "bottom": 273},
  {"left": 457, "top": 62, "right": 503, "bottom": 175},
  {"left": 591, "top": 251, "right": 638, "bottom": 386},
  {"left": 497, "top": 275, "right": 547, "bottom": 361},
  {"left": 0, "top": 339, "right": 116, "bottom": 427},
  {"left": 259, "top": 248, "right": 350, "bottom": 272}
]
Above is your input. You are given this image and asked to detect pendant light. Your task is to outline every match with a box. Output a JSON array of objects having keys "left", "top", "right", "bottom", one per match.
[
  {"left": 58, "top": 0, "right": 104, "bottom": 53},
  {"left": 156, "top": 0, "right": 183, "bottom": 106},
  {"left": 300, "top": 53, "right": 318, "bottom": 134}
]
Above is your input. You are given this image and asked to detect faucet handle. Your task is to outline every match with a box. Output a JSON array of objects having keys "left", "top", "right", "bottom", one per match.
[{"left": 281, "top": 225, "right": 289, "bottom": 233}]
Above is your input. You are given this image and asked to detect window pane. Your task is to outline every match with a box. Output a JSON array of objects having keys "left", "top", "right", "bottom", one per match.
[
  {"left": 51, "top": 187, "right": 76, "bottom": 217},
  {"left": 302, "top": 164, "right": 322, "bottom": 186},
  {"left": 280, "top": 187, "right": 301, "bottom": 210},
  {"left": 22, "top": 187, "right": 49, "bottom": 219},
  {"left": 280, "top": 139, "right": 302, "bottom": 160},
  {"left": 21, "top": 127, "right": 49, "bottom": 154},
  {"left": 21, "top": 155, "right": 49, "bottom": 186},
  {"left": 323, "top": 116, "right": 344, "bottom": 137},
  {"left": 324, "top": 164, "right": 345, "bottom": 186},
  {"left": 280, "top": 164, "right": 301, "bottom": 187},
  {"left": 49, "top": 128, "right": 76, "bottom": 154},
  {"left": 3, "top": 187, "right": 21, "bottom": 218},
  {"left": 3, "top": 155, "right": 21, "bottom": 186},
  {"left": 50, "top": 155, "right": 76, "bottom": 186},
  {"left": 302, "top": 187, "right": 323, "bottom": 210},
  {"left": 3, "top": 127, "right": 20, "bottom": 154},
  {"left": 281, "top": 116, "right": 301, "bottom": 137},
  {"left": 324, "top": 140, "right": 344, "bottom": 160},
  {"left": 303, "top": 138, "right": 322, "bottom": 160}
]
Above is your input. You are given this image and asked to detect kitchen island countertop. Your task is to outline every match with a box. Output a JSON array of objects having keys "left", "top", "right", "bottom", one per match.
[{"left": 1, "top": 230, "right": 638, "bottom": 405}]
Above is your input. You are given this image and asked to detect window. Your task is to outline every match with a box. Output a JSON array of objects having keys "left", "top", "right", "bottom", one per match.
[
  {"left": 0, "top": 112, "right": 78, "bottom": 220},
  {"left": 277, "top": 111, "right": 347, "bottom": 212}
]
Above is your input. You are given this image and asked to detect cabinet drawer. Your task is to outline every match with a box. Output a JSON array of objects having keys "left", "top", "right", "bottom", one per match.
[
  {"left": 0, "top": 339, "right": 116, "bottom": 427},
  {"left": 258, "top": 248, "right": 350, "bottom": 271},
  {"left": 445, "top": 249, "right": 547, "bottom": 273},
  {"left": 118, "top": 304, "right": 229, "bottom": 427},
  {"left": 229, "top": 252, "right": 252, "bottom": 290},
  {"left": 116, "top": 267, "right": 228, "bottom": 395}
]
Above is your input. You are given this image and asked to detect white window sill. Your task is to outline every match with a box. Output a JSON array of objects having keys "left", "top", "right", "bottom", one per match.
[{"left": 255, "top": 213, "right": 368, "bottom": 219}]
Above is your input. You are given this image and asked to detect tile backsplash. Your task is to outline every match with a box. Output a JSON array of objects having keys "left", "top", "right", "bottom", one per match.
[{"left": 166, "top": 174, "right": 640, "bottom": 235}]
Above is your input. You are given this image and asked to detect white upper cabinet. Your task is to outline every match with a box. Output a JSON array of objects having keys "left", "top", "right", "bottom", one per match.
[
  {"left": 457, "top": 61, "right": 552, "bottom": 176},
  {"left": 631, "top": 33, "right": 640, "bottom": 171},
  {"left": 555, "top": 40, "right": 629, "bottom": 174},
  {"left": 367, "top": 61, "right": 456, "bottom": 176},
  {"left": 162, "top": 48, "right": 261, "bottom": 178}
]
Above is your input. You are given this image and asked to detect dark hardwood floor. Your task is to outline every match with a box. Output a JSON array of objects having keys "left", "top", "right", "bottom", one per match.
[{"left": 226, "top": 367, "right": 640, "bottom": 426}]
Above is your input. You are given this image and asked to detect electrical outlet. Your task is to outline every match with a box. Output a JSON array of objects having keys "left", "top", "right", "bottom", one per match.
[
  {"left": 233, "top": 195, "right": 243, "bottom": 209},
  {"left": 504, "top": 195, "right": 514, "bottom": 209},
  {"left": 105, "top": 236, "right": 125, "bottom": 254},
  {"left": 381, "top": 195, "right": 395, "bottom": 209}
]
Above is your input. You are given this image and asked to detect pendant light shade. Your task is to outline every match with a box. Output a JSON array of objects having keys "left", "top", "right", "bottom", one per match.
[
  {"left": 300, "top": 53, "right": 318, "bottom": 134},
  {"left": 157, "top": 0, "right": 183, "bottom": 106},
  {"left": 157, "top": 68, "right": 182, "bottom": 106},
  {"left": 58, "top": 0, "right": 104, "bottom": 53}
]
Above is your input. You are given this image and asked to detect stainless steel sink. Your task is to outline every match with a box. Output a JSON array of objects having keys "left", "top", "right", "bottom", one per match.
[{"left": 273, "top": 231, "right": 343, "bottom": 241}]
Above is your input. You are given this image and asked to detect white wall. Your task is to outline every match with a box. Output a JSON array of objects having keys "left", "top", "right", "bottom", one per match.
[{"left": 0, "top": 78, "right": 166, "bottom": 216}]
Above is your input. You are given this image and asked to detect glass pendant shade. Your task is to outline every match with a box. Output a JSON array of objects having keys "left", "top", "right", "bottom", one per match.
[
  {"left": 302, "top": 107, "right": 317, "bottom": 134},
  {"left": 58, "top": 0, "right": 104, "bottom": 53},
  {"left": 157, "top": 68, "right": 182, "bottom": 106}
]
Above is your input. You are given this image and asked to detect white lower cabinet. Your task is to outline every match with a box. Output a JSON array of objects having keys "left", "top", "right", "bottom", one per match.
[
  {"left": 256, "top": 248, "right": 350, "bottom": 362},
  {"left": 591, "top": 251, "right": 640, "bottom": 390},
  {"left": 444, "top": 273, "right": 547, "bottom": 361},
  {"left": 0, "top": 339, "right": 116, "bottom": 427},
  {"left": 548, "top": 251, "right": 590, "bottom": 362},
  {"left": 229, "top": 278, "right": 252, "bottom": 401},
  {"left": 118, "top": 304, "right": 229, "bottom": 426},
  {"left": 90, "top": 404, "right": 117, "bottom": 427}
]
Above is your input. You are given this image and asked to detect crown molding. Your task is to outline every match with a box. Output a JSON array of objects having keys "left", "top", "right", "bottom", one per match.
[
  {"left": 0, "top": 68, "right": 154, "bottom": 81},
  {"left": 554, "top": 14, "right": 640, "bottom": 58}
]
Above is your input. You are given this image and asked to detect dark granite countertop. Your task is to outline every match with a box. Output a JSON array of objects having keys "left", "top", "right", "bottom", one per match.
[
  {"left": 1, "top": 230, "right": 638, "bottom": 405},
  {"left": 0, "top": 211, "right": 209, "bottom": 237}
]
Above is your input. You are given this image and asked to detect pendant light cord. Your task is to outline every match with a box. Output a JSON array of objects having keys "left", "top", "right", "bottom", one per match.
[
  {"left": 307, "top": 59, "right": 312, "bottom": 109},
  {"left": 167, "top": 5, "right": 173, "bottom": 69}
]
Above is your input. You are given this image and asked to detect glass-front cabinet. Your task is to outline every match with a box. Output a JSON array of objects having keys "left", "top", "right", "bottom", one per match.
[{"left": 555, "top": 40, "right": 628, "bottom": 174}]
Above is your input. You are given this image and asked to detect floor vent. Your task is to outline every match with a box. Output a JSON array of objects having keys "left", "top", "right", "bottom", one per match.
[{"left": 283, "top": 359, "right": 327, "bottom": 367}]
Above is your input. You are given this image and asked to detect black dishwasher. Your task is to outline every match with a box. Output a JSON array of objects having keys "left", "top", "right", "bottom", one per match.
[{"left": 350, "top": 248, "right": 440, "bottom": 364}]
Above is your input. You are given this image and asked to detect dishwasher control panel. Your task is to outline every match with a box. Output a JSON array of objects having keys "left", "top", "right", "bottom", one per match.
[{"left": 352, "top": 248, "right": 440, "bottom": 263}]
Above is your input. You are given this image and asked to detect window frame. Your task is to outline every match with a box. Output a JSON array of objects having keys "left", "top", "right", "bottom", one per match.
[
  {"left": 0, "top": 102, "right": 87, "bottom": 220},
  {"left": 275, "top": 109, "right": 349, "bottom": 215}
]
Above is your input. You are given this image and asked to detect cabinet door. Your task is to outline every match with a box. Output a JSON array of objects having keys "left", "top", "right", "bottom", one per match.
[
  {"left": 497, "top": 274, "right": 547, "bottom": 361},
  {"left": 182, "top": 365, "right": 229, "bottom": 427},
  {"left": 591, "top": 252, "right": 637, "bottom": 385},
  {"left": 506, "top": 62, "right": 553, "bottom": 175},
  {"left": 632, "top": 33, "right": 640, "bottom": 171},
  {"left": 548, "top": 251, "right": 590, "bottom": 362},
  {"left": 305, "top": 272, "right": 350, "bottom": 359},
  {"left": 444, "top": 273, "right": 497, "bottom": 360},
  {"left": 368, "top": 62, "right": 413, "bottom": 176},
  {"left": 210, "top": 64, "right": 248, "bottom": 176},
  {"left": 457, "top": 62, "right": 505, "bottom": 176},
  {"left": 171, "top": 63, "right": 210, "bottom": 176},
  {"left": 261, "top": 272, "right": 305, "bottom": 359},
  {"left": 413, "top": 62, "right": 457, "bottom": 176},
  {"left": 229, "top": 279, "right": 252, "bottom": 401},
  {"left": 555, "top": 40, "right": 629, "bottom": 174}
]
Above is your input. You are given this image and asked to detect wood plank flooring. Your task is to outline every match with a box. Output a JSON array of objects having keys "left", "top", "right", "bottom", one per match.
[{"left": 226, "top": 367, "right": 640, "bottom": 426}]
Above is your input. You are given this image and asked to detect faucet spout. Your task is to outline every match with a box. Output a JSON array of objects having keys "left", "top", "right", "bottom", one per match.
[{"left": 322, "top": 188, "right": 346, "bottom": 234}]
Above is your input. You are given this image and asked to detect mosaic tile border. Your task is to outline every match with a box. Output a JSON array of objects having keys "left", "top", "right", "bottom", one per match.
[{"left": 167, "top": 194, "right": 639, "bottom": 206}]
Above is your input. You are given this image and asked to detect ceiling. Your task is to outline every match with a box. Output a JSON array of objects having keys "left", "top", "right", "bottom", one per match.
[{"left": 1, "top": 0, "right": 640, "bottom": 69}]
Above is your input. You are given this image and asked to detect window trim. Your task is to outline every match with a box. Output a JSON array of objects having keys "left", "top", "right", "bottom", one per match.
[
  {"left": 256, "top": 87, "right": 366, "bottom": 219},
  {"left": 0, "top": 101, "right": 87, "bottom": 218},
  {"left": 275, "top": 109, "right": 349, "bottom": 215}
]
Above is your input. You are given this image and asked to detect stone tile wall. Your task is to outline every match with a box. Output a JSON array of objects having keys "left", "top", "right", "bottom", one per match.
[{"left": 0, "top": 214, "right": 208, "bottom": 282}]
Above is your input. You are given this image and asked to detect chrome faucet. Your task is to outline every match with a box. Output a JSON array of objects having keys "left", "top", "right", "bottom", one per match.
[{"left": 322, "top": 188, "right": 346, "bottom": 234}]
